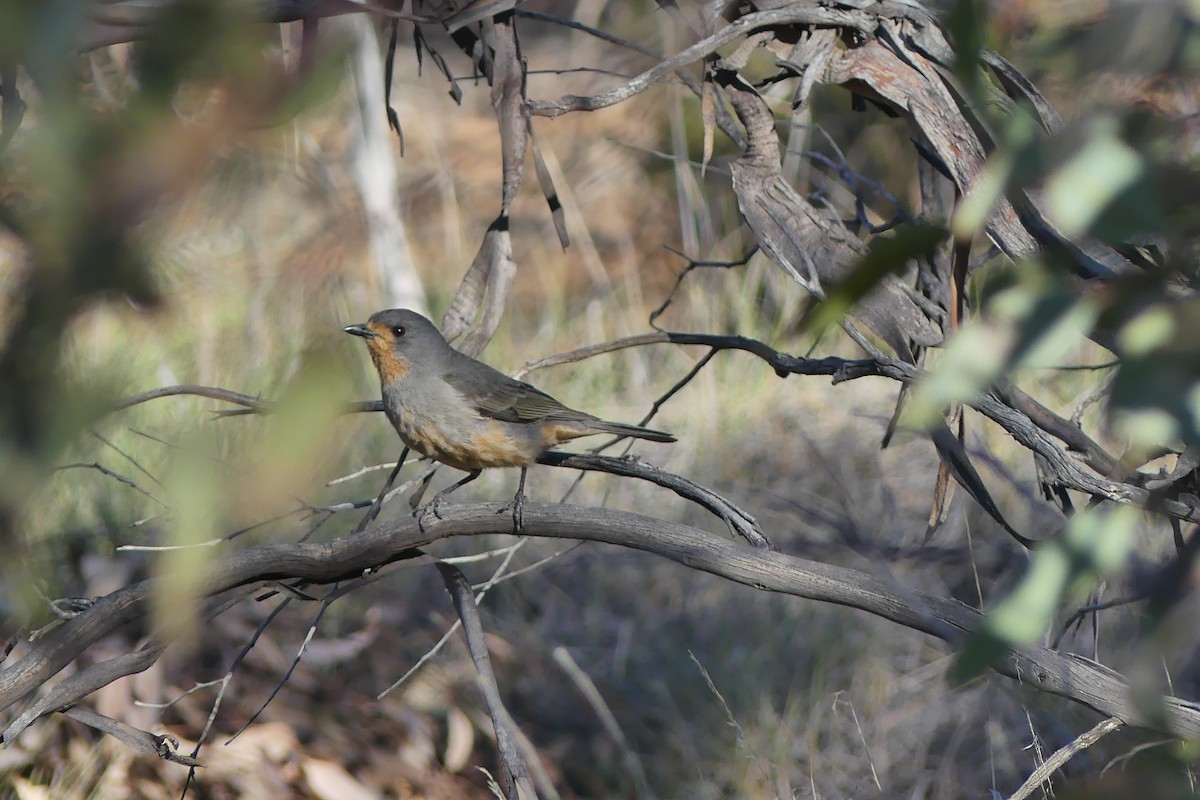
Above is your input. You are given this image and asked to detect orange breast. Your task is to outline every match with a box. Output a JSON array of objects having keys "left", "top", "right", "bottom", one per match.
[{"left": 400, "top": 418, "right": 534, "bottom": 471}]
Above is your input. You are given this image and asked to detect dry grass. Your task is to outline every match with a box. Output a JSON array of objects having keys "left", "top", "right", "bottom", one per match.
[{"left": 2, "top": 16, "right": 1194, "bottom": 800}]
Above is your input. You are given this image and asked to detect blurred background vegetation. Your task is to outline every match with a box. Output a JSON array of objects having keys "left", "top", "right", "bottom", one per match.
[{"left": 0, "top": 0, "right": 1199, "bottom": 798}]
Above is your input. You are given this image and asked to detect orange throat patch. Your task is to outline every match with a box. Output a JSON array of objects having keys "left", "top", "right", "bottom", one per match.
[{"left": 366, "top": 336, "right": 409, "bottom": 385}]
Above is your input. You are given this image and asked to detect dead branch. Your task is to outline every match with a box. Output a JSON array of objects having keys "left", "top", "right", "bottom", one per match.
[
  {"left": 1005, "top": 717, "right": 1123, "bottom": 800},
  {"left": 437, "top": 563, "right": 546, "bottom": 800},
  {"left": 3, "top": 503, "right": 1199, "bottom": 748}
]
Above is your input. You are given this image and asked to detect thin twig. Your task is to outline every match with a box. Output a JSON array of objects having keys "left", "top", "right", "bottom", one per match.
[
  {"left": 227, "top": 590, "right": 336, "bottom": 743},
  {"left": 91, "top": 430, "right": 166, "bottom": 490},
  {"left": 833, "top": 692, "right": 882, "bottom": 792},
  {"left": 54, "top": 462, "right": 164, "bottom": 506},
  {"left": 526, "top": 6, "right": 869, "bottom": 118},
  {"left": 327, "top": 460, "right": 401, "bottom": 486},
  {"left": 1006, "top": 717, "right": 1122, "bottom": 800},
  {"left": 1100, "top": 737, "right": 1173, "bottom": 777},
  {"left": 134, "top": 678, "right": 225, "bottom": 709},
  {"left": 352, "top": 449, "right": 408, "bottom": 535},
  {"left": 379, "top": 541, "right": 528, "bottom": 698},
  {"left": 471, "top": 542, "right": 583, "bottom": 589},
  {"left": 689, "top": 649, "right": 769, "bottom": 781},
  {"left": 554, "top": 647, "right": 655, "bottom": 799},
  {"left": 1052, "top": 594, "right": 1146, "bottom": 650},
  {"left": 647, "top": 246, "right": 758, "bottom": 328}
]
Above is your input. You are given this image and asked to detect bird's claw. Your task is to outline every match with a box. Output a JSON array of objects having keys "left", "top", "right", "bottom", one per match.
[
  {"left": 498, "top": 490, "right": 526, "bottom": 533},
  {"left": 413, "top": 496, "right": 445, "bottom": 531}
]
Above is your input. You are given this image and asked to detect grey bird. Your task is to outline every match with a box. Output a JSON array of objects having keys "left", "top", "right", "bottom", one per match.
[{"left": 345, "top": 309, "right": 675, "bottom": 528}]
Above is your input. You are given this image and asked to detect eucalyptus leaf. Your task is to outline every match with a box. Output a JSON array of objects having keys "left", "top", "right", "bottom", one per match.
[{"left": 956, "top": 505, "right": 1137, "bottom": 681}]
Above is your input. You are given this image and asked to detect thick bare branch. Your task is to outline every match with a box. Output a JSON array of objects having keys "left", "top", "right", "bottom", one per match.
[
  {"left": 437, "top": 563, "right": 544, "bottom": 799},
  {"left": 3, "top": 504, "right": 1200, "bottom": 743}
]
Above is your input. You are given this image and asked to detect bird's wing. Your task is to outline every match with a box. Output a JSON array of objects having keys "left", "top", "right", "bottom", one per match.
[{"left": 442, "top": 361, "right": 584, "bottom": 424}]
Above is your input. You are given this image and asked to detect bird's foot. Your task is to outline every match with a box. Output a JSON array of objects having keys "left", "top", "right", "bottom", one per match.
[
  {"left": 497, "top": 489, "right": 526, "bottom": 533},
  {"left": 413, "top": 495, "right": 446, "bottom": 532}
]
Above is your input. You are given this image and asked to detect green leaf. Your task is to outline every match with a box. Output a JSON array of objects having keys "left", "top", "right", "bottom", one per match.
[
  {"left": 906, "top": 270, "right": 1098, "bottom": 427},
  {"left": 955, "top": 505, "right": 1137, "bottom": 681},
  {"left": 905, "top": 322, "right": 1009, "bottom": 429},
  {"left": 1110, "top": 300, "right": 1200, "bottom": 446},
  {"left": 157, "top": 438, "right": 223, "bottom": 645},
  {"left": 1043, "top": 117, "right": 1143, "bottom": 238}
]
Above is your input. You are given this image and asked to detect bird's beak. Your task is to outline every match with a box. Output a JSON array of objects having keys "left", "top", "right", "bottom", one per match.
[{"left": 343, "top": 323, "right": 376, "bottom": 339}]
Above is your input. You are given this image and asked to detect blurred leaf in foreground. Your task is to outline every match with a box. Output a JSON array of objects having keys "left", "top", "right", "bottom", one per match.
[
  {"left": 1110, "top": 299, "right": 1200, "bottom": 447},
  {"left": 156, "top": 437, "right": 222, "bottom": 647},
  {"left": 1043, "top": 116, "right": 1145, "bottom": 239},
  {"left": 906, "top": 264, "right": 1100, "bottom": 428},
  {"left": 797, "top": 223, "right": 947, "bottom": 355},
  {"left": 955, "top": 504, "right": 1137, "bottom": 681}
]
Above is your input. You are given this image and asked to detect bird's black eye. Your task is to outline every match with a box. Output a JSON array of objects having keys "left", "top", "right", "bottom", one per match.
[{"left": 390, "top": 326, "right": 405, "bottom": 338}]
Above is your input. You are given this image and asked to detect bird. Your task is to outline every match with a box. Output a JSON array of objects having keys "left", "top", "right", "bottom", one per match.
[{"left": 344, "top": 308, "right": 676, "bottom": 529}]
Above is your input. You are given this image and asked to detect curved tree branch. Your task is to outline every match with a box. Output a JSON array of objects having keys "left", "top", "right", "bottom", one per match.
[{"left": 3, "top": 504, "right": 1199, "bottom": 745}]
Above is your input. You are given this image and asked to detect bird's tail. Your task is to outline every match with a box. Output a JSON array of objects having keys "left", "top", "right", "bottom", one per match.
[{"left": 590, "top": 419, "right": 677, "bottom": 443}]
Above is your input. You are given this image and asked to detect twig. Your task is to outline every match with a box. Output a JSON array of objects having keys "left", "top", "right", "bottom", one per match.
[
  {"left": 536, "top": 451, "right": 766, "bottom": 548},
  {"left": 585, "top": 347, "right": 719, "bottom": 458},
  {"left": 327, "top": 460, "right": 401, "bottom": 485},
  {"left": 689, "top": 649, "right": 769, "bottom": 783},
  {"left": 833, "top": 692, "right": 882, "bottom": 792},
  {"left": 352, "top": 448, "right": 408, "bottom": 535},
  {"left": 1052, "top": 594, "right": 1146, "bottom": 649},
  {"left": 1031, "top": 360, "right": 1121, "bottom": 372},
  {"left": 378, "top": 540, "right": 527, "bottom": 698},
  {"left": 515, "top": 333, "right": 669, "bottom": 379},
  {"left": 516, "top": 9, "right": 746, "bottom": 148},
  {"left": 554, "top": 647, "right": 654, "bottom": 799},
  {"left": 134, "top": 678, "right": 225, "bottom": 709},
  {"left": 91, "top": 430, "right": 166, "bottom": 490},
  {"left": 471, "top": 542, "right": 583, "bottom": 588},
  {"left": 1006, "top": 717, "right": 1122, "bottom": 800},
  {"left": 64, "top": 706, "right": 201, "bottom": 767},
  {"left": 118, "top": 539, "right": 226, "bottom": 553},
  {"left": 182, "top": 592, "right": 290, "bottom": 793},
  {"left": 1100, "top": 737, "right": 1174, "bottom": 777},
  {"left": 227, "top": 590, "right": 337, "bottom": 743},
  {"left": 604, "top": 136, "right": 734, "bottom": 176},
  {"left": 647, "top": 246, "right": 758, "bottom": 328},
  {"left": 109, "top": 383, "right": 383, "bottom": 419},
  {"left": 113, "top": 384, "right": 271, "bottom": 413},
  {"left": 54, "top": 462, "right": 164, "bottom": 506}
]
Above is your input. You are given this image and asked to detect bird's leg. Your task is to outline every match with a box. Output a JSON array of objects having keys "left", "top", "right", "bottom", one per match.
[
  {"left": 353, "top": 447, "right": 409, "bottom": 535},
  {"left": 408, "top": 467, "right": 436, "bottom": 510},
  {"left": 415, "top": 469, "right": 481, "bottom": 531},
  {"left": 498, "top": 466, "right": 528, "bottom": 532}
]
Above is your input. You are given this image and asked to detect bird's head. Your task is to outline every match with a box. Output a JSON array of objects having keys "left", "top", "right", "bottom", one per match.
[{"left": 344, "top": 308, "right": 449, "bottom": 385}]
